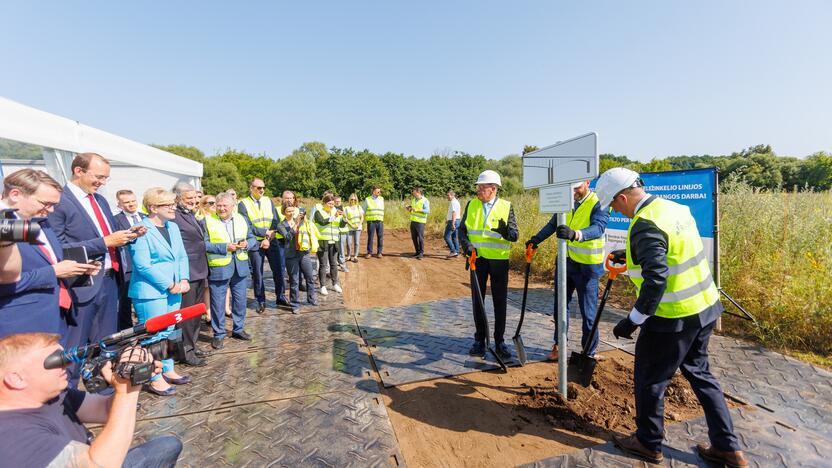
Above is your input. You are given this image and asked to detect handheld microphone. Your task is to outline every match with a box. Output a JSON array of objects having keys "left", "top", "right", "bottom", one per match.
[{"left": 44, "top": 304, "right": 206, "bottom": 370}]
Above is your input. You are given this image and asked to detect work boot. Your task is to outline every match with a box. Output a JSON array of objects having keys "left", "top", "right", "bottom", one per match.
[
  {"left": 468, "top": 341, "right": 485, "bottom": 356},
  {"left": 612, "top": 434, "right": 663, "bottom": 464},
  {"left": 696, "top": 444, "right": 748, "bottom": 468},
  {"left": 547, "top": 344, "right": 559, "bottom": 361},
  {"left": 211, "top": 337, "right": 224, "bottom": 350},
  {"left": 494, "top": 342, "right": 511, "bottom": 359}
]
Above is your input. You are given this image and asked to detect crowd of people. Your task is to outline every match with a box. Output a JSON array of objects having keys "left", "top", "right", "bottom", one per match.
[{"left": 0, "top": 153, "right": 748, "bottom": 467}]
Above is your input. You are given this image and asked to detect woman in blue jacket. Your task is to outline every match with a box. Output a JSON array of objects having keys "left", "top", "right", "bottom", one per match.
[{"left": 128, "top": 188, "right": 191, "bottom": 396}]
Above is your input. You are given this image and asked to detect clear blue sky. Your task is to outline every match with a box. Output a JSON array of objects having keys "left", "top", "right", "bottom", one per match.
[{"left": 1, "top": 1, "right": 830, "bottom": 161}]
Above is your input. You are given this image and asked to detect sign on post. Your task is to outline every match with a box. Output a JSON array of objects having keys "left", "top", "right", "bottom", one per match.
[{"left": 523, "top": 132, "right": 599, "bottom": 400}]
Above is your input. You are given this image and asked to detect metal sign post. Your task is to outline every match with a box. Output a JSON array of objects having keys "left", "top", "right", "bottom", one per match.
[{"left": 523, "top": 132, "right": 598, "bottom": 401}]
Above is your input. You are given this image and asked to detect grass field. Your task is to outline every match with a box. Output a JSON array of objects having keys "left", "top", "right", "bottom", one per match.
[{"left": 381, "top": 186, "right": 832, "bottom": 367}]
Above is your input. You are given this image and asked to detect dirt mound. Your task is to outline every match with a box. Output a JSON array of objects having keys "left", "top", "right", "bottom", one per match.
[{"left": 515, "top": 353, "right": 704, "bottom": 437}]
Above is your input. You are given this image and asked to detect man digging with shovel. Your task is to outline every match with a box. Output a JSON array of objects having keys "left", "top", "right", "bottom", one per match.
[
  {"left": 526, "top": 179, "right": 610, "bottom": 363},
  {"left": 596, "top": 167, "right": 747, "bottom": 467},
  {"left": 459, "top": 170, "right": 519, "bottom": 361}
]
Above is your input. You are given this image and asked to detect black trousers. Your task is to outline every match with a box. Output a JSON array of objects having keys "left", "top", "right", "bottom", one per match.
[
  {"left": 410, "top": 221, "right": 425, "bottom": 255},
  {"left": 117, "top": 276, "right": 134, "bottom": 330},
  {"left": 177, "top": 279, "right": 206, "bottom": 362},
  {"left": 470, "top": 257, "right": 509, "bottom": 344},
  {"left": 634, "top": 319, "right": 739, "bottom": 452}
]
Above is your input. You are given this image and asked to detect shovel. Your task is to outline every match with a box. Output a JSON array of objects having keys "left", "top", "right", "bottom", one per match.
[
  {"left": 512, "top": 244, "right": 537, "bottom": 366},
  {"left": 567, "top": 252, "right": 627, "bottom": 387},
  {"left": 468, "top": 251, "right": 508, "bottom": 372}
]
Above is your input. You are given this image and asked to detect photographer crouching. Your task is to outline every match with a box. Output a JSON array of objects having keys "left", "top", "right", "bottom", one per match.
[{"left": 0, "top": 332, "right": 182, "bottom": 467}]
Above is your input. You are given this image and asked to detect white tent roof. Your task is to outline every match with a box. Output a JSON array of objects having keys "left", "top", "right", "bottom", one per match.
[{"left": 0, "top": 96, "right": 202, "bottom": 177}]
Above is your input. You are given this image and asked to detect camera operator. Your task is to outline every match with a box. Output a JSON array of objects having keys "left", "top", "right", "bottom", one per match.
[
  {"left": 0, "top": 169, "right": 100, "bottom": 341},
  {"left": 0, "top": 332, "right": 182, "bottom": 467}
]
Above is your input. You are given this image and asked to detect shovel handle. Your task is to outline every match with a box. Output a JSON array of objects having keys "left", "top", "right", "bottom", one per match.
[
  {"left": 524, "top": 244, "right": 537, "bottom": 264},
  {"left": 605, "top": 253, "right": 627, "bottom": 280}
]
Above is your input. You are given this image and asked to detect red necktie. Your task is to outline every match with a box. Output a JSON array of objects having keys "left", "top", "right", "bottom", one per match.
[
  {"left": 37, "top": 245, "right": 72, "bottom": 309},
  {"left": 87, "top": 194, "right": 121, "bottom": 272}
]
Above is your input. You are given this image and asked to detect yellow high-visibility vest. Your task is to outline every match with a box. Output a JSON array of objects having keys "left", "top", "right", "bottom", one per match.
[
  {"left": 314, "top": 205, "right": 342, "bottom": 242},
  {"left": 565, "top": 191, "right": 606, "bottom": 264},
  {"left": 297, "top": 219, "right": 320, "bottom": 253},
  {"left": 410, "top": 197, "right": 428, "bottom": 224},
  {"left": 240, "top": 196, "right": 274, "bottom": 241},
  {"left": 626, "top": 197, "right": 719, "bottom": 319},
  {"left": 344, "top": 205, "right": 362, "bottom": 230},
  {"left": 464, "top": 198, "right": 512, "bottom": 260},
  {"left": 364, "top": 196, "right": 384, "bottom": 221},
  {"left": 204, "top": 213, "right": 250, "bottom": 266}
]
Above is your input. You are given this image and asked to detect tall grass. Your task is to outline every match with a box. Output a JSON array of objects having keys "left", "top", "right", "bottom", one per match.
[{"left": 381, "top": 188, "right": 832, "bottom": 358}]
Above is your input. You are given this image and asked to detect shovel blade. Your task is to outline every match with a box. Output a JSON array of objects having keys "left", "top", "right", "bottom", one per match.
[
  {"left": 567, "top": 351, "right": 597, "bottom": 388},
  {"left": 513, "top": 335, "right": 527, "bottom": 366}
]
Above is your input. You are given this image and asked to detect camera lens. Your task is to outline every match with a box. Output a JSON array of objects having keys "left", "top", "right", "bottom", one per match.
[{"left": 0, "top": 218, "right": 42, "bottom": 244}]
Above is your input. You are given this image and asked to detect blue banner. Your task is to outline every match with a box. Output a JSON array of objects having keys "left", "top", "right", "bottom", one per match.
[{"left": 592, "top": 167, "right": 717, "bottom": 266}]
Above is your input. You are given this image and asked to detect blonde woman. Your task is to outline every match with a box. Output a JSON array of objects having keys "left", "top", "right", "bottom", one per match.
[
  {"left": 196, "top": 194, "right": 216, "bottom": 220},
  {"left": 128, "top": 188, "right": 191, "bottom": 396},
  {"left": 344, "top": 193, "right": 364, "bottom": 262}
]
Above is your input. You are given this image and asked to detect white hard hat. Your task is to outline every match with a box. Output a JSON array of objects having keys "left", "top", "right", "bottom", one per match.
[
  {"left": 595, "top": 167, "right": 641, "bottom": 209},
  {"left": 476, "top": 169, "right": 502, "bottom": 187}
]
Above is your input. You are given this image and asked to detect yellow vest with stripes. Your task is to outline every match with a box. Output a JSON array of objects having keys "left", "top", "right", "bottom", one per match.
[
  {"left": 297, "top": 219, "right": 320, "bottom": 253},
  {"left": 336, "top": 206, "right": 350, "bottom": 233},
  {"left": 314, "top": 205, "right": 342, "bottom": 242},
  {"left": 204, "top": 213, "right": 249, "bottom": 266},
  {"left": 410, "top": 197, "right": 428, "bottom": 224},
  {"left": 240, "top": 196, "right": 276, "bottom": 240},
  {"left": 565, "top": 191, "right": 606, "bottom": 264},
  {"left": 625, "top": 197, "right": 719, "bottom": 319},
  {"left": 344, "top": 205, "right": 362, "bottom": 230},
  {"left": 365, "top": 196, "right": 384, "bottom": 221},
  {"left": 464, "top": 198, "right": 512, "bottom": 260}
]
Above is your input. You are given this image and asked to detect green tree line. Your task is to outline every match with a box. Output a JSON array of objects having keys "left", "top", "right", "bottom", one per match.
[{"left": 151, "top": 142, "right": 832, "bottom": 198}]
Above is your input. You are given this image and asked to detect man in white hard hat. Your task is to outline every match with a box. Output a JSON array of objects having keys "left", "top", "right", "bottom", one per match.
[
  {"left": 526, "top": 179, "right": 610, "bottom": 362},
  {"left": 458, "top": 170, "right": 519, "bottom": 359},
  {"left": 597, "top": 167, "right": 746, "bottom": 467}
]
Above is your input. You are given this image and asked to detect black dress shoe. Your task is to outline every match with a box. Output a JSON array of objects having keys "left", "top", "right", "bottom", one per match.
[
  {"left": 232, "top": 331, "right": 252, "bottom": 341},
  {"left": 211, "top": 337, "right": 224, "bottom": 349},
  {"left": 182, "top": 358, "right": 207, "bottom": 367},
  {"left": 163, "top": 374, "right": 191, "bottom": 385},
  {"left": 195, "top": 348, "right": 213, "bottom": 358},
  {"left": 494, "top": 342, "right": 512, "bottom": 359},
  {"left": 468, "top": 341, "right": 485, "bottom": 356},
  {"left": 257, "top": 303, "right": 266, "bottom": 314},
  {"left": 277, "top": 298, "right": 293, "bottom": 308},
  {"left": 143, "top": 383, "right": 176, "bottom": 397}
]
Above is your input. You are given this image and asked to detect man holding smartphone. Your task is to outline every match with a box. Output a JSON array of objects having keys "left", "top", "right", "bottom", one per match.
[{"left": 113, "top": 190, "right": 148, "bottom": 330}]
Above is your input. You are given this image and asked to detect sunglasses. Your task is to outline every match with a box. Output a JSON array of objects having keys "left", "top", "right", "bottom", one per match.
[
  {"left": 252, "top": 186, "right": 265, "bottom": 190},
  {"left": 206, "top": 201, "right": 216, "bottom": 205}
]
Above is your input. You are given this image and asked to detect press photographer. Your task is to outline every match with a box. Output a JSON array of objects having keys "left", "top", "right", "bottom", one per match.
[
  {"left": 0, "top": 169, "right": 100, "bottom": 341},
  {"left": 0, "top": 332, "right": 182, "bottom": 467}
]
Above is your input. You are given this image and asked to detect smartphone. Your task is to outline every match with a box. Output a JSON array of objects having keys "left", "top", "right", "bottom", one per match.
[{"left": 129, "top": 225, "right": 143, "bottom": 233}]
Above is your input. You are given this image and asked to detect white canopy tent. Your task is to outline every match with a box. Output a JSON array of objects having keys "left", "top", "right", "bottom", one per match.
[{"left": 0, "top": 96, "right": 202, "bottom": 210}]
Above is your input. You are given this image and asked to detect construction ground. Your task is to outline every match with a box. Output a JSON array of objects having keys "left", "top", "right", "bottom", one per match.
[{"left": 126, "top": 230, "right": 832, "bottom": 467}]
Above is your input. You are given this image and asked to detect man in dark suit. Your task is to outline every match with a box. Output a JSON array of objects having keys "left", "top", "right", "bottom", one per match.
[
  {"left": 112, "top": 189, "right": 147, "bottom": 330},
  {"left": 0, "top": 169, "right": 99, "bottom": 342},
  {"left": 170, "top": 181, "right": 211, "bottom": 366},
  {"left": 47, "top": 153, "right": 143, "bottom": 386}
]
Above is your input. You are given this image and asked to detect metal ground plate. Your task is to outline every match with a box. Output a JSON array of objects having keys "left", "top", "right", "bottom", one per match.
[
  {"left": 523, "top": 407, "right": 831, "bottom": 467},
  {"left": 354, "top": 297, "right": 615, "bottom": 387},
  {"left": 137, "top": 339, "right": 377, "bottom": 419},
  {"left": 130, "top": 391, "right": 404, "bottom": 467}
]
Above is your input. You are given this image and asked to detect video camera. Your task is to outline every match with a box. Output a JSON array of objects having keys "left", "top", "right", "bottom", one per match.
[
  {"left": 0, "top": 208, "right": 42, "bottom": 244},
  {"left": 44, "top": 304, "right": 205, "bottom": 393}
]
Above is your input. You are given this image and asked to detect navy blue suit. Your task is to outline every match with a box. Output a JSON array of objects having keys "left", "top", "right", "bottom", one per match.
[
  {"left": 113, "top": 211, "right": 145, "bottom": 329},
  {"left": 532, "top": 192, "right": 610, "bottom": 356},
  {"left": 48, "top": 186, "right": 126, "bottom": 387},
  {"left": 0, "top": 218, "right": 69, "bottom": 342}
]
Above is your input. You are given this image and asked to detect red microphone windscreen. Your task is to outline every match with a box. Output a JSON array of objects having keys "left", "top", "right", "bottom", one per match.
[{"left": 145, "top": 304, "right": 206, "bottom": 332}]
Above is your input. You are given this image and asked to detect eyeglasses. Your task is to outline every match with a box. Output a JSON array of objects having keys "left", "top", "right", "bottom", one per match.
[
  {"left": 82, "top": 170, "right": 110, "bottom": 183},
  {"left": 154, "top": 203, "right": 176, "bottom": 209},
  {"left": 206, "top": 201, "right": 216, "bottom": 205},
  {"left": 35, "top": 199, "right": 57, "bottom": 209}
]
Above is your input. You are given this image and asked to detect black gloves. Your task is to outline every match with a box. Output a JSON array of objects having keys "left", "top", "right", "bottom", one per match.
[
  {"left": 613, "top": 317, "right": 639, "bottom": 339},
  {"left": 465, "top": 244, "right": 476, "bottom": 257},
  {"left": 490, "top": 219, "right": 510, "bottom": 239},
  {"left": 555, "top": 224, "right": 577, "bottom": 241},
  {"left": 609, "top": 249, "right": 626, "bottom": 264},
  {"left": 525, "top": 237, "right": 539, "bottom": 249}
]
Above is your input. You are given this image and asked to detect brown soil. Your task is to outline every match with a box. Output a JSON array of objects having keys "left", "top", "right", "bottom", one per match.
[
  {"left": 343, "top": 230, "right": 739, "bottom": 467},
  {"left": 342, "top": 229, "right": 542, "bottom": 309}
]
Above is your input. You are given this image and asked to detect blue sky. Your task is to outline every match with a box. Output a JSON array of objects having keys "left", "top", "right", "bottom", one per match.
[{"left": 1, "top": 1, "right": 830, "bottom": 161}]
